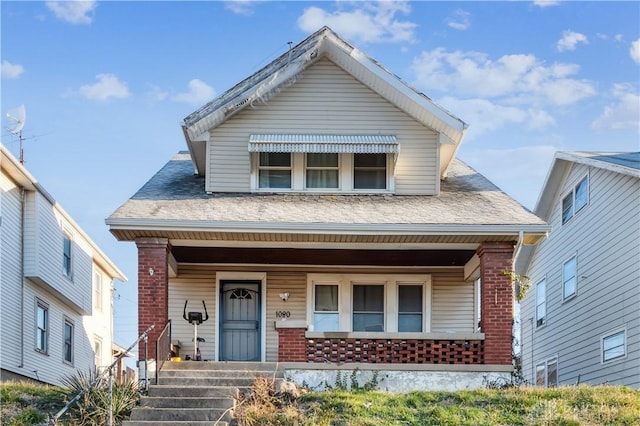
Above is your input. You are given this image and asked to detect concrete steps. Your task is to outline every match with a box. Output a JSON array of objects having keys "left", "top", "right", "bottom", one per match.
[{"left": 123, "top": 361, "right": 283, "bottom": 426}]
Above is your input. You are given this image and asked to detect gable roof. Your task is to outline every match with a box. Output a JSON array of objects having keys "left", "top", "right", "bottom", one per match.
[
  {"left": 107, "top": 151, "right": 549, "bottom": 245},
  {"left": 181, "top": 26, "right": 468, "bottom": 178}
]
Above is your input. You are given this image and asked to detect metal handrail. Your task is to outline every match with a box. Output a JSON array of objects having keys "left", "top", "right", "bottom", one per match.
[
  {"left": 47, "top": 324, "right": 155, "bottom": 425},
  {"left": 155, "top": 320, "right": 172, "bottom": 384}
]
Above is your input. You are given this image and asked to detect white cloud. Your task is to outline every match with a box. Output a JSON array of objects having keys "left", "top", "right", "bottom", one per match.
[
  {"left": 224, "top": 0, "right": 258, "bottom": 16},
  {"left": 1, "top": 60, "right": 24, "bottom": 79},
  {"left": 79, "top": 74, "right": 130, "bottom": 101},
  {"left": 172, "top": 79, "right": 216, "bottom": 105},
  {"left": 297, "top": 1, "right": 417, "bottom": 44},
  {"left": 591, "top": 83, "right": 640, "bottom": 131},
  {"left": 46, "top": 1, "right": 97, "bottom": 25},
  {"left": 411, "top": 48, "right": 596, "bottom": 107},
  {"left": 446, "top": 9, "right": 471, "bottom": 31},
  {"left": 557, "top": 30, "right": 588, "bottom": 52},
  {"left": 533, "top": 0, "right": 561, "bottom": 8},
  {"left": 146, "top": 84, "right": 169, "bottom": 102},
  {"left": 631, "top": 39, "right": 640, "bottom": 64}
]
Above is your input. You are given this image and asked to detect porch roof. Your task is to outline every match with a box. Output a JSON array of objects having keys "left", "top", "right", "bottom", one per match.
[{"left": 107, "top": 152, "right": 549, "bottom": 245}]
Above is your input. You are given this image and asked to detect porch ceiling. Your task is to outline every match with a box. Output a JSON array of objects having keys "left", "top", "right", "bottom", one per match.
[{"left": 171, "top": 246, "right": 476, "bottom": 267}]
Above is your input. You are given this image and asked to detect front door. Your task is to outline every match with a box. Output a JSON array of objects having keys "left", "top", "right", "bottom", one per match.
[{"left": 219, "top": 280, "right": 261, "bottom": 361}]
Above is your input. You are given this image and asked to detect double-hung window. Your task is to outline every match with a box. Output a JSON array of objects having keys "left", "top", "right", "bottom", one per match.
[
  {"left": 398, "top": 285, "right": 423, "bottom": 332},
  {"left": 94, "top": 337, "right": 103, "bottom": 370},
  {"left": 536, "top": 280, "right": 546, "bottom": 327},
  {"left": 352, "top": 284, "right": 385, "bottom": 332},
  {"left": 258, "top": 152, "right": 291, "bottom": 189},
  {"left": 353, "top": 153, "right": 387, "bottom": 190},
  {"left": 313, "top": 284, "right": 339, "bottom": 331},
  {"left": 62, "top": 233, "right": 72, "bottom": 277},
  {"left": 93, "top": 271, "right": 103, "bottom": 312},
  {"left": 306, "top": 153, "right": 339, "bottom": 189},
  {"left": 36, "top": 301, "right": 49, "bottom": 354},
  {"left": 536, "top": 357, "right": 558, "bottom": 387},
  {"left": 602, "top": 329, "right": 626, "bottom": 363},
  {"left": 64, "top": 319, "right": 74, "bottom": 364},
  {"left": 562, "top": 175, "right": 589, "bottom": 224},
  {"left": 562, "top": 255, "right": 577, "bottom": 300}
]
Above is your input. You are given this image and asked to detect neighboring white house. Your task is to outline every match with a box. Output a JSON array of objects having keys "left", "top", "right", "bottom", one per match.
[
  {"left": 0, "top": 143, "right": 127, "bottom": 386},
  {"left": 517, "top": 151, "right": 640, "bottom": 388}
]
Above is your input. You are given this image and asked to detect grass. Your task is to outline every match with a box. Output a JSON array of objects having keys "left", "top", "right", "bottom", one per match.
[{"left": 2, "top": 379, "right": 639, "bottom": 426}]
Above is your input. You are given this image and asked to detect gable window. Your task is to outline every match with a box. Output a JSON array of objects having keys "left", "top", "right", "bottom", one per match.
[
  {"left": 562, "top": 255, "right": 577, "bottom": 300},
  {"left": 63, "top": 233, "right": 72, "bottom": 277},
  {"left": 258, "top": 152, "right": 291, "bottom": 189},
  {"left": 36, "top": 301, "right": 49, "bottom": 354},
  {"left": 353, "top": 153, "right": 387, "bottom": 189},
  {"left": 63, "top": 319, "right": 74, "bottom": 364},
  {"left": 352, "top": 284, "right": 385, "bottom": 332},
  {"left": 536, "top": 357, "right": 558, "bottom": 387},
  {"left": 562, "top": 175, "right": 589, "bottom": 224},
  {"left": 306, "top": 153, "right": 339, "bottom": 189},
  {"left": 313, "top": 284, "right": 339, "bottom": 331},
  {"left": 536, "top": 280, "right": 546, "bottom": 327},
  {"left": 398, "top": 285, "right": 423, "bottom": 332},
  {"left": 93, "top": 271, "right": 103, "bottom": 312},
  {"left": 602, "top": 329, "right": 626, "bottom": 363}
]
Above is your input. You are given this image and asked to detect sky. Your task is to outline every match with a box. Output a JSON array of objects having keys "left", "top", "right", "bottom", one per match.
[{"left": 2, "top": 0, "right": 639, "bottom": 359}]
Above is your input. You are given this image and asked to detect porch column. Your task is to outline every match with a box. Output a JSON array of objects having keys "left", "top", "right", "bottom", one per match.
[
  {"left": 136, "top": 237, "right": 171, "bottom": 360},
  {"left": 477, "top": 242, "right": 514, "bottom": 365}
]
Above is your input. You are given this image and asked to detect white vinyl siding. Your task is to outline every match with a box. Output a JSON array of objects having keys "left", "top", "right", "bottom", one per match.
[
  {"left": 521, "top": 162, "right": 640, "bottom": 388},
  {"left": 431, "top": 270, "right": 475, "bottom": 332},
  {"left": 207, "top": 58, "right": 439, "bottom": 195}
]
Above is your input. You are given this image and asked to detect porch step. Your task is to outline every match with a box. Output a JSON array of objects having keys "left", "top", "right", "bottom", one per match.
[{"left": 123, "top": 362, "right": 283, "bottom": 426}]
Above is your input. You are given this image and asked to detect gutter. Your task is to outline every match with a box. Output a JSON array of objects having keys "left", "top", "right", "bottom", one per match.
[{"left": 19, "top": 187, "right": 25, "bottom": 369}]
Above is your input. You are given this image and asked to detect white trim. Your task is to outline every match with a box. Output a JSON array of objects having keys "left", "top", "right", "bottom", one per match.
[
  {"left": 601, "top": 326, "right": 627, "bottom": 364},
  {"left": 214, "top": 271, "right": 267, "bottom": 362},
  {"left": 62, "top": 316, "right": 75, "bottom": 366},
  {"left": 168, "top": 240, "right": 480, "bottom": 250},
  {"left": 248, "top": 134, "right": 399, "bottom": 154}
]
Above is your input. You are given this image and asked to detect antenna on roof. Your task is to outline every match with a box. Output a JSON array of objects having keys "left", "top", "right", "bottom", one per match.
[
  {"left": 6, "top": 104, "right": 27, "bottom": 164},
  {"left": 287, "top": 41, "right": 293, "bottom": 64}
]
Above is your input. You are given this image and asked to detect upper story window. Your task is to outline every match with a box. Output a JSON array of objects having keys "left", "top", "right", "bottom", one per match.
[
  {"left": 562, "top": 255, "right": 577, "bottom": 300},
  {"left": 536, "top": 279, "right": 546, "bottom": 327},
  {"left": 562, "top": 175, "right": 589, "bottom": 224},
  {"left": 62, "top": 232, "right": 72, "bottom": 277},
  {"left": 250, "top": 134, "right": 397, "bottom": 193},
  {"left": 93, "top": 270, "right": 103, "bottom": 312}
]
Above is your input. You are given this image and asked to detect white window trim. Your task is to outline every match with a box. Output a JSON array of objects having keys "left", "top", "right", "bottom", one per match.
[
  {"left": 35, "top": 299, "right": 49, "bottom": 355},
  {"left": 561, "top": 173, "right": 589, "bottom": 225},
  {"left": 601, "top": 327, "right": 627, "bottom": 364},
  {"left": 93, "top": 269, "right": 103, "bottom": 312},
  {"left": 562, "top": 254, "right": 578, "bottom": 302},
  {"left": 94, "top": 336, "right": 103, "bottom": 371},
  {"left": 306, "top": 273, "right": 431, "bottom": 333},
  {"left": 251, "top": 153, "right": 394, "bottom": 193},
  {"left": 535, "top": 278, "right": 546, "bottom": 328},
  {"left": 62, "top": 229, "right": 73, "bottom": 279},
  {"left": 535, "top": 356, "right": 558, "bottom": 387},
  {"left": 63, "top": 317, "right": 74, "bottom": 366},
  {"left": 304, "top": 153, "right": 340, "bottom": 191}
]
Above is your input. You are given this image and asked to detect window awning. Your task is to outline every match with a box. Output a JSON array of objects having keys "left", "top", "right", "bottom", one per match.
[{"left": 248, "top": 134, "right": 399, "bottom": 154}]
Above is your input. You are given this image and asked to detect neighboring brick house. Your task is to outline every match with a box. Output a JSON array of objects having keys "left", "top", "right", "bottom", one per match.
[
  {"left": 107, "top": 27, "right": 549, "bottom": 391},
  {"left": 517, "top": 152, "right": 640, "bottom": 388},
  {"left": 1, "top": 144, "right": 126, "bottom": 386}
]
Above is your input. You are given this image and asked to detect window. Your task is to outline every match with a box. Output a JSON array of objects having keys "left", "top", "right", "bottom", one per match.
[
  {"left": 63, "top": 319, "right": 74, "bottom": 364},
  {"left": 93, "top": 271, "right": 103, "bottom": 312},
  {"left": 536, "top": 358, "right": 558, "bottom": 387},
  {"left": 258, "top": 152, "right": 291, "bottom": 189},
  {"left": 353, "top": 153, "right": 387, "bottom": 189},
  {"left": 306, "top": 153, "right": 339, "bottom": 189},
  {"left": 562, "top": 175, "right": 589, "bottom": 224},
  {"left": 313, "top": 285, "right": 339, "bottom": 331},
  {"left": 352, "top": 284, "right": 384, "bottom": 331},
  {"left": 602, "top": 329, "right": 626, "bottom": 362},
  {"left": 62, "top": 233, "right": 72, "bottom": 276},
  {"left": 398, "top": 285, "right": 423, "bottom": 332},
  {"left": 36, "top": 301, "right": 48, "bottom": 353},
  {"left": 536, "top": 280, "right": 546, "bottom": 327},
  {"left": 563, "top": 256, "right": 577, "bottom": 300},
  {"left": 94, "top": 338, "right": 103, "bottom": 370}
]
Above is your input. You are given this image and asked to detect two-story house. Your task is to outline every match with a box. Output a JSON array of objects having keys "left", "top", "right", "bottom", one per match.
[
  {"left": 517, "top": 151, "right": 640, "bottom": 388},
  {"left": 107, "top": 27, "right": 549, "bottom": 391},
  {"left": 1, "top": 144, "right": 127, "bottom": 386}
]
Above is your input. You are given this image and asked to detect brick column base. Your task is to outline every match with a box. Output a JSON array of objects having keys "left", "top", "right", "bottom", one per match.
[{"left": 277, "top": 328, "right": 307, "bottom": 362}]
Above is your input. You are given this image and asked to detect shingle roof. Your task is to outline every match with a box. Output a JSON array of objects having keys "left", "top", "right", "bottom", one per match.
[{"left": 108, "top": 151, "right": 546, "bottom": 229}]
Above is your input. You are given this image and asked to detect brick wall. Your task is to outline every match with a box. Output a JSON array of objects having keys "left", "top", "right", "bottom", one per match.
[
  {"left": 477, "top": 242, "right": 514, "bottom": 365},
  {"left": 136, "top": 237, "right": 170, "bottom": 360},
  {"left": 277, "top": 328, "right": 307, "bottom": 362}
]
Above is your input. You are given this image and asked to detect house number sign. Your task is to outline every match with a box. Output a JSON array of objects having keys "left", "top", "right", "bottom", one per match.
[{"left": 275, "top": 311, "right": 291, "bottom": 318}]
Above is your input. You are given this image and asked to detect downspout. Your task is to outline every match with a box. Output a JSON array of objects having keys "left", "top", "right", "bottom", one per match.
[{"left": 19, "top": 187, "right": 25, "bottom": 368}]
